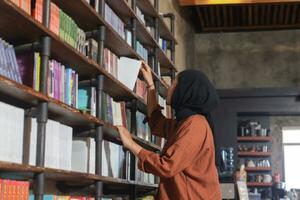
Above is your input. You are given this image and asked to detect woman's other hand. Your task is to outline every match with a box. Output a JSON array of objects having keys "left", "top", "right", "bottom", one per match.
[{"left": 140, "top": 61, "right": 154, "bottom": 87}]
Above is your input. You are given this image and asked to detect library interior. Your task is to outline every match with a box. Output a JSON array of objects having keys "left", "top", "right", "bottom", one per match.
[{"left": 0, "top": 0, "right": 300, "bottom": 199}]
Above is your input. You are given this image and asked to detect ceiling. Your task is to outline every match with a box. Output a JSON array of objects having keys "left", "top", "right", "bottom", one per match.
[{"left": 180, "top": 0, "right": 300, "bottom": 32}]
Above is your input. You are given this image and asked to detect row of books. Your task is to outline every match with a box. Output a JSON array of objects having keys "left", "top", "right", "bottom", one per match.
[
  {"left": 10, "top": 0, "right": 31, "bottom": 14},
  {"left": 136, "top": 168, "right": 155, "bottom": 184},
  {"left": 0, "top": 38, "right": 22, "bottom": 84},
  {"left": 29, "top": 195, "right": 95, "bottom": 200},
  {"left": 72, "top": 137, "right": 126, "bottom": 179},
  {"left": 48, "top": 59, "right": 78, "bottom": 108},
  {"left": 159, "top": 38, "right": 172, "bottom": 60},
  {"left": 0, "top": 179, "right": 30, "bottom": 200},
  {"left": 23, "top": 117, "right": 73, "bottom": 170},
  {"left": 104, "top": 3, "right": 126, "bottom": 40},
  {"left": 136, "top": 7, "right": 146, "bottom": 25},
  {"left": 137, "top": 41, "right": 149, "bottom": 63}
]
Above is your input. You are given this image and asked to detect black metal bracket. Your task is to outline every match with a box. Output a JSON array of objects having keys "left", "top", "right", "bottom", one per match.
[{"left": 14, "top": 42, "right": 41, "bottom": 53}]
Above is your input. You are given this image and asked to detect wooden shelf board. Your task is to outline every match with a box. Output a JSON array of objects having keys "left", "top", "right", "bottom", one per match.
[
  {"left": 48, "top": 98, "right": 102, "bottom": 128},
  {"left": 137, "top": 0, "right": 157, "bottom": 18},
  {"left": 247, "top": 182, "right": 273, "bottom": 187},
  {"left": 158, "top": 15, "right": 177, "bottom": 43},
  {"left": 245, "top": 167, "right": 272, "bottom": 171},
  {"left": 102, "top": 124, "right": 162, "bottom": 152},
  {"left": 237, "top": 136, "right": 272, "bottom": 142},
  {"left": 237, "top": 152, "right": 272, "bottom": 157},
  {"left": 0, "top": 161, "right": 158, "bottom": 189},
  {"left": 0, "top": 75, "right": 47, "bottom": 107}
]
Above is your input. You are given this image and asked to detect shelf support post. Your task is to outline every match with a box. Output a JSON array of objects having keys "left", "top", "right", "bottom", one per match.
[
  {"left": 129, "top": 99, "right": 137, "bottom": 200},
  {"left": 34, "top": 0, "right": 51, "bottom": 199},
  {"left": 131, "top": 0, "right": 137, "bottom": 51},
  {"left": 94, "top": 25, "right": 106, "bottom": 200}
]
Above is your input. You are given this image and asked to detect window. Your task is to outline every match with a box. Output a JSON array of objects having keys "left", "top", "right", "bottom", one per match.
[{"left": 282, "top": 127, "right": 300, "bottom": 190}]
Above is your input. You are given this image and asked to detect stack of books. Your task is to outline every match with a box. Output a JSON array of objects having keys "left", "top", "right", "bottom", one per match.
[
  {"left": 0, "top": 179, "right": 30, "bottom": 199},
  {"left": 159, "top": 38, "right": 171, "bottom": 59},
  {"left": 136, "top": 111, "right": 151, "bottom": 142},
  {"left": 135, "top": 78, "right": 147, "bottom": 103},
  {"left": 16, "top": 52, "right": 41, "bottom": 91},
  {"left": 0, "top": 101, "right": 24, "bottom": 164},
  {"left": 48, "top": 59, "right": 78, "bottom": 108},
  {"left": 10, "top": 0, "right": 31, "bottom": 14},
  {"left": 104, "top": 3, "right": 125, "bottom": 39},
  {"left": 137, "top": 41, "right": 148, "bottom": 63},
  {"left": 23, "top": 117, "right": 73, "bottom": 170},
  {"left": 0, "top": 38, "right": 22, "bottom": 84}
]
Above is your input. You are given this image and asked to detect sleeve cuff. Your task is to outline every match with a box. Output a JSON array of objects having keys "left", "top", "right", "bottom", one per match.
[{"left": 137, "top": 148, "right": 152, "bottom": 172}]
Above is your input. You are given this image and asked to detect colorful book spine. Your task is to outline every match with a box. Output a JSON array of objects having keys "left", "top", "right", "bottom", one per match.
[
  {"left": 0, "top": 179, "right": 29, "bottom": 200},
  {"left": 32, "top": 0, "right": 43, "bottom": 23}
]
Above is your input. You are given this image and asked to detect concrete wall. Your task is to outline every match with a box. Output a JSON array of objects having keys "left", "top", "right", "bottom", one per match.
[
  {"left": 193, "top": 30, "right": 300, "bottom": 89},
  {"left": 159, "top": 0, "right": 195, "bottom": 72}
]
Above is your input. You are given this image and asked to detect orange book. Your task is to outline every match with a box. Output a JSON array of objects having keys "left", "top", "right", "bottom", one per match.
[
  {"left": 32, "top": 0, "right": 43, "bottom": 23},
  {"left": 0, "top": 179, "right": 3, "bottom": 200},
  {"left": 50, "top": 3, "right": 60, "bottom": 35}
]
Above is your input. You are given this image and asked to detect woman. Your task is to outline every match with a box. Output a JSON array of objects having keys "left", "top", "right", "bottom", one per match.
[{"left": 117, "top": 63, "right": 221, "bottom": 200}]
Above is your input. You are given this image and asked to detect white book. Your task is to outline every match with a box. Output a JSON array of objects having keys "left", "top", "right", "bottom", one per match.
[
  {"left": 72, "top": 138, "right": 88, "bottom": 173},
  {"left": 88, "top": 138, "right": 95, "bottom": 174},
  {"left": 59, "top": 124, "right": 73, "bottom": 170},
  {"left": 117, "top": 57, "right": 141, "bottom": 91},
  {"left": 65, "top": 125, "right": 73, "bottom": 171},
  {"left": 29, "top": 118, "right": 37, "bottom": 166},
  {"left": 102, "top": 140, "right": 109, "bottom": 176},
  {"left": 109, "top": 142, "right": 120, "bottom": 178}
]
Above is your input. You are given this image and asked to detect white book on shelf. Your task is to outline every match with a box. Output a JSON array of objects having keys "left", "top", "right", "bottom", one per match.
[
  {"left": 117, "top": 57, "right": 141, "bottom": 91},
  {"left": 0, "top": 101, "right": 9, "bottom": 162},
  {"left": 109, "top": 142, "right": 120, "bottom": 178},
  {"left": 88, "top": 137, "right": 95, "bottom": 174},
  {"left": 102, "top": 140, "right": 109, "bottom": 176},
  {"left": 72, "top": 138, "right": 88, "bottom": 173},
  {"left": 59, "top": 124, "right": 73, "bottom": 170},
  {"left": 29, "top": 118, "right": 37, "bottom": 166}
]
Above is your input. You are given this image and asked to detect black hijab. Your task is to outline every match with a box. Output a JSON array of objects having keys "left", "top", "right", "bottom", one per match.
[{"left": 171, "top": 69, "right": 219, "bottom": 133}]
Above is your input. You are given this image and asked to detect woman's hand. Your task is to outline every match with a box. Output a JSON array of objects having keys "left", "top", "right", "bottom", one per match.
[
  {"left": 116, "top": 126, "right": 143, "bottom": 156},
  {"left": 140, "top": 61, "right": 154, "bottom": 87},
  {"left": 116, "top": 126, "right": 134, "bottom": 149}
]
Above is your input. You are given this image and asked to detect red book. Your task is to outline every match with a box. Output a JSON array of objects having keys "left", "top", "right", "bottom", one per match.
[
  {"left": 50, "top": 2, "right": 60, "bottom": 35},
  {"left": 32, "top": 0, "right": 43, "bottom": 23},
  {"left": 70, "top": 197, "right": 86, "bottom": 200}
]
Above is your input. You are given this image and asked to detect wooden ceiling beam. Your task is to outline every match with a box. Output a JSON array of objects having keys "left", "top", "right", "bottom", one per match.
[{"left": 179, "top": 0, "right": 300, "bottom": 6}]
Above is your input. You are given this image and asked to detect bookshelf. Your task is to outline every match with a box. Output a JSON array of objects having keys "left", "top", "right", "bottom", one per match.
[{"left": 0, "top": 0, "right": 177, "bottom": 199}]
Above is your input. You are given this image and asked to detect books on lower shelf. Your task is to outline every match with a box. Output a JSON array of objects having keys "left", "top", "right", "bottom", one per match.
[
  {"left": 102, "top": 140, "right": 126, "bottom": 178},
  {"left": 0, "top": 101, "right": 24, "bottom": 164},
  {"left": 136, "top": 168, "right": 155, "bottom": 184},
  {"left": 71, "top": 137, "right": 95, "bottom": 174},
  {"left": 71, "top": 138, "right": 126, "bottom": 179},
  {"left": 23, "top": 117, "right": 73, "bottom": 170},
  {"left": 0, "top": 38, "right": 22, "bottom": 84},
  {"left": 0, "top": 179, "right": 30, "bottom": 200},
  {"left": 48, "top": 59, "right": 78, "bottom": 108},
  {"left": 29, "top": 195, "right": 95, "bottom": 200}
]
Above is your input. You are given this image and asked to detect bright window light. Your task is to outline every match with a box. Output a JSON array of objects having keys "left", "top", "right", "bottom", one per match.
[{"left": 282, "top": 127, "right": 300, "bottom": 190}]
